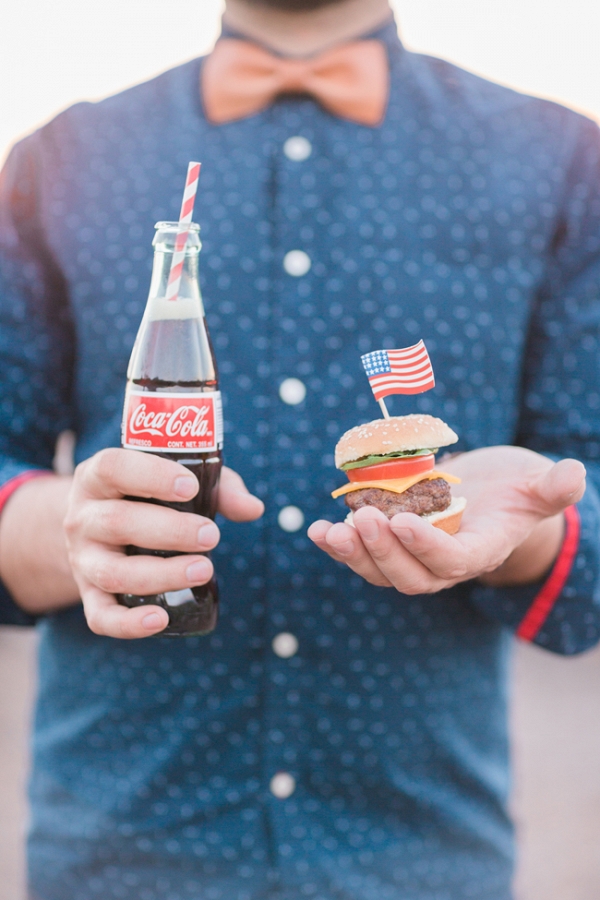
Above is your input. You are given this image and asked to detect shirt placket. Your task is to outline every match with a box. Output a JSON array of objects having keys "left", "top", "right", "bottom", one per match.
[{"left": 261, "top": 107, "right": 323, "bottom": 875}]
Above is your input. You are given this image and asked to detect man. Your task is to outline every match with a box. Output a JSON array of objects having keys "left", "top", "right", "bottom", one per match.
[{"left": 1, "top": 0, "right": 599, "bottom": 897}]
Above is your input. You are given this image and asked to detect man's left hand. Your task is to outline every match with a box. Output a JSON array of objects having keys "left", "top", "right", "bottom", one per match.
[{"left": 308, "top": 446, "right": 586, "bottom": 594}]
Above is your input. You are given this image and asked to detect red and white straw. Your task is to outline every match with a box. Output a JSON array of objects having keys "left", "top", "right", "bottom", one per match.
[{"left": 166, "top": 161, "right": 201, "bottom": 301}]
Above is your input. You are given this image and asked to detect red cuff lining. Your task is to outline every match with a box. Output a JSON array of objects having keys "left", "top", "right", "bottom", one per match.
[
  {"left": 0, "top": 471, "right": 52, "bottom": 517},
  {"left": 516, "top": 505, "right": 581, "bottom": 642}
]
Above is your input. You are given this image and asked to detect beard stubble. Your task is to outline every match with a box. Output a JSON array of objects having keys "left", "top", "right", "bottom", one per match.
[{"left": 235, "top": 0, "right": 347, "bottom": 10}]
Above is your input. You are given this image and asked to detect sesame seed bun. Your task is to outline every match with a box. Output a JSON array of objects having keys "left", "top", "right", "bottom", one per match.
[{"left": 335, "top": 415, "right": 459, "bottom": 469}]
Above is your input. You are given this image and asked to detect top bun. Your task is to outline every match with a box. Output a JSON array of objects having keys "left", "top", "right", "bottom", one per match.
[{"left": 335, "top": 414, "right": 458, "bottom": 468}]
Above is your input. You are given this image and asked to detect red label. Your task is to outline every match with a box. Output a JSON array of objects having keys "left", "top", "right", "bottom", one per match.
[{"left": 122, "top": 390, "right": 222, "bottom": 453}]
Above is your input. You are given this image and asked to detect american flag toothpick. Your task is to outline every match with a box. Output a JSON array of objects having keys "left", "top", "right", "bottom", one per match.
[{"left": 361, "top": 340, "right": 435, "bottom": 418}]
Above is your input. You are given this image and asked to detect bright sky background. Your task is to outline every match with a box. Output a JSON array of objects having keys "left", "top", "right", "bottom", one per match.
[{"left": 1, "top": 0, "right": 599, "bottom": 165}]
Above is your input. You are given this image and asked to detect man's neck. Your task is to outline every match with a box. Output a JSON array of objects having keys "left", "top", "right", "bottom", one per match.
[{"left": 222, "top": 0, "right": 393, "bottom": 57}]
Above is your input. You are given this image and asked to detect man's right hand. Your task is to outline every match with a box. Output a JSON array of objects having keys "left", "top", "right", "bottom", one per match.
[
  {"left": 0, "top": 448, "right": 263, "bottom": 639},
  {"left": 64, "top": 449, "right": 264, "bottom": 639}
]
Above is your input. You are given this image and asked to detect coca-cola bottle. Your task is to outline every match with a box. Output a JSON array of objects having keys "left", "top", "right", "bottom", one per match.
[{"left": 117, "top": 221, "right": 223, "bottom": 636}]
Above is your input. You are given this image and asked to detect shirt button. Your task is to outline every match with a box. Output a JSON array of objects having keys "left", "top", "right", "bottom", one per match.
[
  {"left": 283, "top": 250, "right": 311, "bottom": 277},
  {"left": 270, "top": 772, "right": 296, "bottom": 799},
  {"left": 279, "top": 377, "right": 306, "bottom": 405},
  {"left": 283, "top": 135, "right": 312, "bottom": 161},
  {"left": 272, "top": 632, "right": 299, "bottom": 658},
  {"left": 278, "top": 505, "right": 304, "bottom": 533}
]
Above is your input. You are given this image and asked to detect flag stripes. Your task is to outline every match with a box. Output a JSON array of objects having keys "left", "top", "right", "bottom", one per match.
[{"left": 361, "top": 341, "right": 435, "bottom": 401}]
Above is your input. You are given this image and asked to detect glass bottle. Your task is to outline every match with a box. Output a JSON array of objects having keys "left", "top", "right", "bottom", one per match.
[{"left": 118, "top": 221, "right": 222, "bottom": 636}]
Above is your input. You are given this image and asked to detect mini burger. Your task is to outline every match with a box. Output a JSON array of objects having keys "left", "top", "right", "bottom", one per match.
[{"left": 332, "top": 414, "right": 466, "bottom": 535}]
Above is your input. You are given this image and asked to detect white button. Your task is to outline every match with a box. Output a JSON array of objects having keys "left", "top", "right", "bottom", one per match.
[
  {"left": 283, "top": 250, "right": 311, "bottom": 277},
  {"left": 279, "top": 378, "right": 306, "bottom": 405},
  {"left": 283, "top": 136, "right": 312, "bottom": 161},
  {"left": 278, "top": 505, "right": 304, "bottom": 533},
  {"left": 272, "top": 632, "right": 299, "bottom": 658},
  {"left": 270, "top": 772, "right": 296, "bottom": 799}
]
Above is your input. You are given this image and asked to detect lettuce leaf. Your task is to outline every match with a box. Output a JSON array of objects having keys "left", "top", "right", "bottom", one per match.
[{"left": 340, "top": 448, "right": 438, "bottom": 471}]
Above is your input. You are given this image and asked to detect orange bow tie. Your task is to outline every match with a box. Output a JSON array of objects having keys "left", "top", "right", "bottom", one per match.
[{"left": 202, "top": 38, "right": 389, "bottom": 127}]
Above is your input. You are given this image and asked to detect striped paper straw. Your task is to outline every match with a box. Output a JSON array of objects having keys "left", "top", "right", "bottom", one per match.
[{"left": 166, "top": 161, "right": 201, "bottom": 301}]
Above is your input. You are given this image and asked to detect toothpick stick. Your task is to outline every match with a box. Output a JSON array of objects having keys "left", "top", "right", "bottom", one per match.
[{"left": 378, "top": 398, "right": 390, "bottom": 419}]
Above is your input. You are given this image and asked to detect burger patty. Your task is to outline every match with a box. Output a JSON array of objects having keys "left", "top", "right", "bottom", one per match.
[{"left": 345, "top": 478, "right": 452, "bottom": 518}]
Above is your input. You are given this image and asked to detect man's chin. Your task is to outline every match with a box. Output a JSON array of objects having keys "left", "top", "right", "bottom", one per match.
[{"left": 235, "top": 0, "right": 345, "bottom": 10}]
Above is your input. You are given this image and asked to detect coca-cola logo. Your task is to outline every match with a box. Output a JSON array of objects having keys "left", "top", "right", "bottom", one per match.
[
  {"left": 122, "top": 391, "right": 221, "bottom": 453},
  {"left": 129, "top": 403, "right": 212, "bottom": 439}
]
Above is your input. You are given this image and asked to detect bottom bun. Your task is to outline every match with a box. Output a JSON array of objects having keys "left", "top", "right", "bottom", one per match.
[
  {"left": 344, "top": 496, "right": 467, "bottom": 535},
  {"left": 422, "top": 496, "right": 467, "bottom": 535}
]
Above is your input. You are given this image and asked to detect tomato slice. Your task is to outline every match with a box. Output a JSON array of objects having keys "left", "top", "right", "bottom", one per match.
[{"left": 346, "top": 454, "right": 435, "bottom": 483}]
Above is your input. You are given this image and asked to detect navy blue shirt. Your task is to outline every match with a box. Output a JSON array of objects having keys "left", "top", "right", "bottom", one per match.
[{"left": 1, "top": 21, "right": 600, "bottom": 900}]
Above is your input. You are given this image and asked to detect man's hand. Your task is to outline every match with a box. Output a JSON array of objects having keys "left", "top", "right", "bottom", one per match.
[
  {"left": 308, "top": 446, "right": 586, "bottom": 595},
  {"left": 64, "top": 449, "right": 263, "bottom": 639}
]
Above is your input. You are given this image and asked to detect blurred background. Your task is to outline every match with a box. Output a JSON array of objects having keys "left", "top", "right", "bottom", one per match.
[{"left": 1, "top": 1, "right": 600, "bottom": 898}]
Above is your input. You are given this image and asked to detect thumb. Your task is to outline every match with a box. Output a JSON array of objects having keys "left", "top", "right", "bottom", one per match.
[
  {"left": 528, "top": 458, "right": 586, "bottom": 516},
  {"left": 217, "top": 466, "right": 265, "bottom": 522}
]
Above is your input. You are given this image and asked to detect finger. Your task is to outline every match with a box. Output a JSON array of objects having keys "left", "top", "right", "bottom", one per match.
[
  {"left": 81, "top": 583, "right": 169, "bottom": 639},
  {"left": 78, "top": 547, "right": 214, "bottom": 597},
  {"left": 76, "top": 448, "right": 199, "bottom": 502},
  {"left": 351, "top": 507, "right": 447, "bottom": 593},
  {"left": 308, "top": 519, "right": 394, "bottom": 588},
  {"left": 307, "top": 519, "right": 341, "bottom": 553},
  {"left": 308, "top": 520, "right": 366, "bottom": 564},
  {"left": 217, "top": 466, "right": 264, "bottom": 522},
  {"left": 80, "top": 500, "right": 220, "bottom": 552},
  {"left": 528, "top": 458, "right": 587, "bottom": 515},
  {"left": 388, "top": 511, "right": 481, "bottom": 582}
]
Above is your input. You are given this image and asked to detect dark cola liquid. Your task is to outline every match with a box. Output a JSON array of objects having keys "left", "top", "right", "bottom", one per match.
[
  {"left": 118, "top": 452, "right": 222, "bottom": 637},
  {"left": 117, "top": 315, "right": 222, "bottom": 637}
]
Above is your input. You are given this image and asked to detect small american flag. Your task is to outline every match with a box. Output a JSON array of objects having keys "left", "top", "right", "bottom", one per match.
[{"left": 361, "top": 340, "right": 435, "bottom": 401}]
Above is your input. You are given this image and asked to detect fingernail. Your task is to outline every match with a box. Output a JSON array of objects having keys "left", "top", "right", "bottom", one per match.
[
  {"left": 197, "top": 522, "right": 219, "bottom": 547},
  {"left": 174, "top": 475, "right": 197, "bottom": 498},
  {"left": 331, "top": 540, "right": 353, "bottom": 557},
  {"left": 358, "top": 520, "right": 379, "bottom": 541},
  {"left": 395, "top": 528, "right": 414, "bottom": 544},
  {"left": 143, "top": 612, "right": 164, "bottom": 630},
  {"left": 186, "top": 560, "right": 212, "bottom": 583},
  {"left": 568, "top": 479, "right": 586, "bottom": 497}
]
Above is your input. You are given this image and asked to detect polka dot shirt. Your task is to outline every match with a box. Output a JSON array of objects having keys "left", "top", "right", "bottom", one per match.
[{"left": 1, "top": 21, "right": 600, "bottom": 900}]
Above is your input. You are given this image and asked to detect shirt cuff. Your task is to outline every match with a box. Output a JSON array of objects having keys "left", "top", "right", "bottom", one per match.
[
  {"left": 469, "top": 487, "right": 600, "bottom": 655},
  {"left": 515, "top": 504, "right": 580, "bottom": 641},
  {"left": 0, "top": 470, "right": 51, "bottom": 516},
  {"left": 0, "top": 470, "right": 52, "bottom": 626}
]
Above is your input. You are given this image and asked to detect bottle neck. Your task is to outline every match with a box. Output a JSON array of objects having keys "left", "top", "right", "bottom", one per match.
[
  {"left": 126, "top": 221, "right": 217, "bottom": 388},
  {"left": 145, "top": 245, "right": 205, "bottom": 322}
]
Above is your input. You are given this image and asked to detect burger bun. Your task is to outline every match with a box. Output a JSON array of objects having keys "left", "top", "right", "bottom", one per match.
[
  {"left": 335, "top": 415, "right": 458, "bottom": 469},
  {"left": 422, "top": 496, "right": 466, "bottom": 535}
]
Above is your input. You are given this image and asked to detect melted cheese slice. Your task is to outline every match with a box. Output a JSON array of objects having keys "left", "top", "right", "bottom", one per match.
[{"left": 331, "top": 470, "right": 461, "bottom": 499}]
